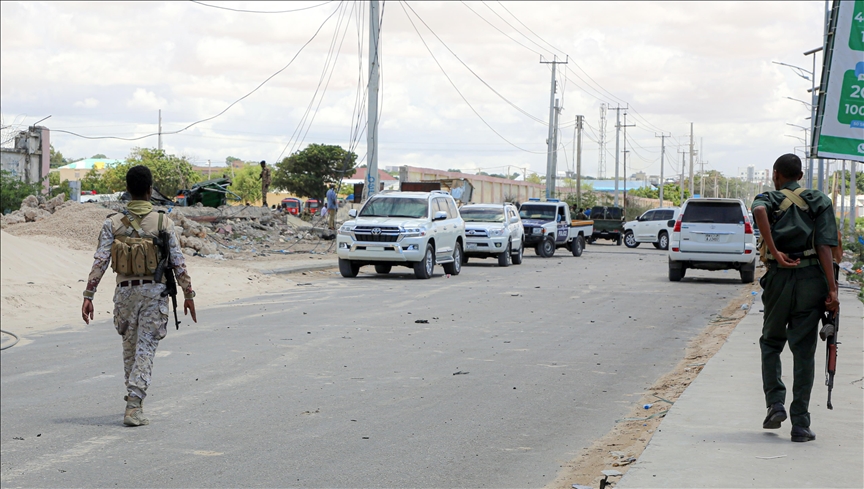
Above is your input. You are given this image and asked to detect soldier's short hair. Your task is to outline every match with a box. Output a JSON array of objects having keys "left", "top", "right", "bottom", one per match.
[
  {"left": 260, "top": 160, "right": 266, "bottom": 166},
  {"left": 126, "top": 165, "right": 153, "bottom": 197},
  {"left": 774, "top": 153, "right": 802, "bottom": 179}
]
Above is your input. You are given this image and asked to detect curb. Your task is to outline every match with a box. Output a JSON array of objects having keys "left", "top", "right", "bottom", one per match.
[{"left": 261, "top": 261, "right": 339, "bottom": 275}]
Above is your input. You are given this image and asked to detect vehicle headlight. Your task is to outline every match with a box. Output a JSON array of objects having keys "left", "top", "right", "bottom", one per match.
[
  {"left": 402, "top": 227, "right": 427, "bottom": 237},
  {"left": 489, "top": 228, "right": 504, "bottom": 236},
  {"left": 532, "top": 228, "right": 542, "bottom": 235},
  {"left": 338, "top": 225, "right": 355, "bottom": 235}
]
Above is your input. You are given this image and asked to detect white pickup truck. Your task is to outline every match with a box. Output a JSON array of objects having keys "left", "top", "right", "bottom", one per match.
[{"left": 518, "top": 199, "right": 593, "bottom": 258}]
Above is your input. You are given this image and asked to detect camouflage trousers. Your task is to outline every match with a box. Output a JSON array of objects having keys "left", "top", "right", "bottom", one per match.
[{"left": 113, "top": 283, "right": 169, "bottom": 400}]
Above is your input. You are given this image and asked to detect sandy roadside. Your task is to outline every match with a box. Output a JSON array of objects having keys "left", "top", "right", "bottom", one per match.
[{"left": 0, "top": 230, "right": 337, "bottom": 346}]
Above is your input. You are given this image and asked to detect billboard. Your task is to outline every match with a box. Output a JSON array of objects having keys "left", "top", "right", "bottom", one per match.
[{"left": 813, "top": 0, "right": 864, "bottom": 162}]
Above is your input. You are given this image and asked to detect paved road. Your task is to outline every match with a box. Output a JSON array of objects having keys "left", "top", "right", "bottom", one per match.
[{"left": 1, "top": 244, "right": 748, "bottom": 488}]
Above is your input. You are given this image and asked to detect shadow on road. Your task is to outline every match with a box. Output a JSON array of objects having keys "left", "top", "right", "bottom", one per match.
[{"left": 54, "top": 414, "right": 121, "bottom": 426}]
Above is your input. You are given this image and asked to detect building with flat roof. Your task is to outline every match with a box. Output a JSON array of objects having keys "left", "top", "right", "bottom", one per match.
[{"left": 57, "top": 158, "right": 124, "bottom": 182}]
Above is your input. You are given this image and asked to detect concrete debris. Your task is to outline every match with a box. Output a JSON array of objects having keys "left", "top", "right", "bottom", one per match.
[{"left": 3, "top": 196, "right": 340, "bottom": 258}]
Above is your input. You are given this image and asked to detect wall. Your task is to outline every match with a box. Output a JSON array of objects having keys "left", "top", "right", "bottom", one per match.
[{"left": 0, "top": 126, "right": 50, "bottom": 190}]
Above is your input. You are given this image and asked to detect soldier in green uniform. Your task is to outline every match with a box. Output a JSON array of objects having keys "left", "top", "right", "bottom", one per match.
[
  {"left": 751, "top": 153, "right": 839, "bottom": 442},
  {"left": 81, "top": 165, "right": 198, "bottom": 427}
]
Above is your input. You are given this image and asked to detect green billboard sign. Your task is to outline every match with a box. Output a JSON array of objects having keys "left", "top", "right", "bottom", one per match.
[{"left": 814, "top": 0, "right": 864, "bottom": 162}]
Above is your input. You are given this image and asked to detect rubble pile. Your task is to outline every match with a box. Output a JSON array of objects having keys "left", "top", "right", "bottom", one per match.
[
  {"left": 2, "top": 196, "right": 336, "bottom": 257},
  {"left": 1, "top": 194, "right": 73, "bottom": 227}
]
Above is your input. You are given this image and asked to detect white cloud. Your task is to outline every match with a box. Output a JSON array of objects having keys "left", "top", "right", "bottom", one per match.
[
  {"left": 73, "top": 98, "right": 99, "bottom": 108},
  {"left": 126, "top": 88, "right": 167, "bottom": 111},
  {"left": 0, "top": 1, "right": 829, "bottom": 177}
]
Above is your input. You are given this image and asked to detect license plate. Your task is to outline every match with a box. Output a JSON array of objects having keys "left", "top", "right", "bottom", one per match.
[
  {"left": 466, "top": 243, "right": 477, "bottom": 250},
  {"left": 366, "top": 246, "right": 384, "bottom": 251},
  {"left": 705, "top": 234, "right": 719, "bottom": 242}
]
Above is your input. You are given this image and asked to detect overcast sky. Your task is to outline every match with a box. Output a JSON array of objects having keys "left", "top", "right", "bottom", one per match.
[{"left": 0, "top": 1, "right": 827, "bottom": 180}]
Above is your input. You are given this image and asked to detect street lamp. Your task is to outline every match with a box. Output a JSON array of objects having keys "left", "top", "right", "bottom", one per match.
[{"left": 786, "top": 97, "right": 814, "bottom": 111}]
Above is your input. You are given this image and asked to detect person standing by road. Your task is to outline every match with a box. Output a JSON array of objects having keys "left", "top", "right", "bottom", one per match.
[
  {"left": 81, "top": 165, "right": 197, "bottom": 427},
  {"left": 751, "top": 153, "right": 838, "bottom": 443},
  {"left": 326, "top": 183, "right": 338, "bottom": 230},
  {"left": 259, "top": 160, "right": 271, "bottom": 208}
]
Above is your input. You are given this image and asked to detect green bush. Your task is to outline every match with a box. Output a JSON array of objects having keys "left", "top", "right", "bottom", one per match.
[{"left": 1, "top": 170, "right": 44, "bottom": 214}]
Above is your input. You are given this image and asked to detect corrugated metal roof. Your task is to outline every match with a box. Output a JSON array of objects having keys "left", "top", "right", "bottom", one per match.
[{"left": 58, "top": 158, "right": 124, "bottom": 170}]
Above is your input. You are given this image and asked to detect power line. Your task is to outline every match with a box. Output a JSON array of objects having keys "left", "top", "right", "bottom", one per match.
[
  {"left": 459, "top": 1, "right": 544, "bottom": 57},
  {"left": 53, "top": 1, "right": 345, "bottom": 143},
  {"left": 405, "top": 2, "right": 547, "bottom": 126},
  {"left": 399, "top": 1, "right": 544, "bottom": 154},
  {"left": 189, "top": 0, "right": 336, "bottom": 14}
]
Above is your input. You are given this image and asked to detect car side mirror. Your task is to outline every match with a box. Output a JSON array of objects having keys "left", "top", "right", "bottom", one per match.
[
  {"left": 667, "top": 219, "right": 675, "bottom": 228},
  {"left": 510, "top": 216, "right": 520, "bottom": 224},
  {"left": 348, "top": 209, "right": 357, "bottom": 218},
  {"left": 433, "top": 211, "right": 447, "bottom": 221}
]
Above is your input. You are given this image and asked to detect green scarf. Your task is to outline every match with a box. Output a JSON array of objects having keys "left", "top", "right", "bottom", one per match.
[{"left": 126, "top": 200, "right": 153, "bottom": 217}]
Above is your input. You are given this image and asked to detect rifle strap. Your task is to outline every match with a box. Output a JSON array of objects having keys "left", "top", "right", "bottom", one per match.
[{"left": 777, "top": 187, "right": 808, "bottom": 213}]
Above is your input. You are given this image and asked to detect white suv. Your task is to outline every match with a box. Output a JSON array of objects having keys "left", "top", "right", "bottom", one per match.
[
  {"left": 337, "top": 191, "right": 465, "bottom": 279},
  {"left": 460, "top": 203, "right": 525, "bottom": 266},
  {"left": 624, "top": 207, "right": 679, "bottom": 250},
  {"left": 668, "top": 198, "right": 757, "bottom": 283}
]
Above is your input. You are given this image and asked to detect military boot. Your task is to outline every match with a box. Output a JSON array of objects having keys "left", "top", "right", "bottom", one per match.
[{"left": 123, "top": 395, "right": 149, "bottom": 427}]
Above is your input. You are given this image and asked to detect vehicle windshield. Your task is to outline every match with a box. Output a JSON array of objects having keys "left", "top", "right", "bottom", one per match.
[
  {"left": 283, "top": 201, "right": 299, "bottom": 208},
  {"left": 682, "top": 202, "right": 743, "bottom": 223},
  {"left": 360, "top": 197, "right": 429, "bottom": 218},
  {"left": 590, "top": 207, "right": 622, "bottom": 220},
  {"left": 461, "top": 207, "right": 505, "bottom": 223},
  {"left": 519, "top": 204, "right": 557, "bottom": 220}
]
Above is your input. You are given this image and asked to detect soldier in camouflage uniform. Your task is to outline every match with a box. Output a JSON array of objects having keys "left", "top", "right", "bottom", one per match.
[
  {"left": 751, "top": 153, "right": 839, "bottom": 443},
  {"left": 259, "top": 160, "right": 271, "bottom": 207},
  {"left": 82, "top": 165, "right": 197, "bottom": 427}
]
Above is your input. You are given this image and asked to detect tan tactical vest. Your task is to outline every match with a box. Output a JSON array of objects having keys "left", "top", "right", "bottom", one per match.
[{"left": 109, "top": 211, "right": 166, "bottom": 284}]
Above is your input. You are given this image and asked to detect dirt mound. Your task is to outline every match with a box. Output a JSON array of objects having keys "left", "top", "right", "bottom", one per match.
[{"left": 4, "top": 203, "right": 114, "bottom": 251}]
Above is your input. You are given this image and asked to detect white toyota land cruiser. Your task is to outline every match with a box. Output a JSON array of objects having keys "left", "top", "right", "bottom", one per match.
[
  {"left": 336, "top": 191, "right": 466, "bottom": 279},
  {"left": 460, "top": 203, "right": 525, "bottom": 266}
]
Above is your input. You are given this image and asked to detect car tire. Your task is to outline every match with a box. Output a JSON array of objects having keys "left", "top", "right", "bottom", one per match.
[
  {"left": 462, "top": 254, "right": 469, "bottom": 265},
  {"left": 539, "top": 236, "right": 555, "bottom": 257},
  {"left": 512, "top": 240, "right": 524, "bottom": 265},
  {"left": 616, "top": 234, "right": 623, "bottom": 246},
  {"left": 413, "top": 244, "right": 435, "bottom": 279},
  {"left": 740, "top": 261, "right": 756, "bottom": 284},
  {"left": 668, "top": 263, "right": 684, "bottom": 282},
  {"left": 443, "top": 243, "right": 463, "bottom": 275},
  {"left": 655, "top": 231, "right": 669, "bottom": 250},
  {"left": 586, "top": 236, "right": 595, "bottom": 244},
  {"left": 374, "top": 264, "right": 392, "bottom": 274},
  {"left": 571, "top": 236, "right": 584, "bottom": 257},
  {"left": 624, "top": 231, "right": 640, "bottom": 248},
  {"left": 497, "top": 243, "right": 512, "bottom": 267},
  {"left": 339, "top": 259, "right": 360, "bottom": 278}
]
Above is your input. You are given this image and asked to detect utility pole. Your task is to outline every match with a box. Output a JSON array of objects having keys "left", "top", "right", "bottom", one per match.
[
  {"left": 725, "top": 178, "right": 729, "bottom": 198},
  {"left": 158, "top": 109, "right": 162, "bottom": 151},
  {"left": 688, "top": 123, "right": 695, "bottom": 197},
  {"left": 679, "top": 149, "right": 687, "bottom": 203},
  {"left": 613, "top": 105, "right": 626, "bottom": 206},
  {"left": 841, "top": 160, "right": 846, "bottom": 231},
  {"left": 598, "top": 104, "right": 607, "bottom": 179},
  {"left": 576, "top": 115, "right": 583, "bottom": 207},
  {"left": 851, "top": 160, "right": 857, "bottom": 235},
  {"left": 366, "top": 0, "right": 381, "bottom": 200},
  {"left": 550, "top": 98, "right": 561, "bottom": 197},
  {"left": 207, "top": 159, "right": 211, "bottom": 179},
  {"left": 621, "top": 112, "right": 634, "bottom": 211},
  {"left": 656, "top": 133, "right": 669, "bottom": 206},
  {"left": 700, "top": 158, "right": 706, "bottom": 197},
  {"left": 541, "top": 55, "right": 567, "bottom": 199}
]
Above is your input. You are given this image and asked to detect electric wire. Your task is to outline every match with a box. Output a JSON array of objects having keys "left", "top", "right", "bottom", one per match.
[
  {"left": 52, "top": 2, "right": 344, "bottom": 142},
  {"left": 189, "top": 0, "right": 336, "bottom": 14},
  {"left": 0, "top": 329, "right": 20, "bottom": 350},
  {"left": 400, "top": 1, "right": 544, "bottom": 154},
  {"left": 405, "top": 2, "right": 547, "bottom": 126}
]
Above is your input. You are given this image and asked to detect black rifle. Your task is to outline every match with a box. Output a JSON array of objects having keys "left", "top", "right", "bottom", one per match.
[
  {"left": 153, "top": 231, "right": 181, "bottom": 330},
  {"left": 820, "top": 261, "right": 841, "bottom": 410}
]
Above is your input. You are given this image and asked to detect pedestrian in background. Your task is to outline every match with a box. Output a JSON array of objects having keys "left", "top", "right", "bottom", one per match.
[
  {"left": 326, "top": 183, "right": 338, "bottom": 230},
  {"left": 751, "top": 153, "right": 838, "bottom": 443},
  {"left": 259, "top": 160, "right": 271, "bottom": 207},
  {"left": 81, "top": 165, "right": 197, "bottom": 427}
]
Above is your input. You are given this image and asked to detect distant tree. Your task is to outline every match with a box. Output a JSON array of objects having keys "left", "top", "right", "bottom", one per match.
[
  {"left": 447, "top": 168, "right": 462, "bottom": 173},
  {"left": 225, "top": 156, "right": 242, "bottom": 166},
  {"left": 525, "top": 173, "right": 545, "bottom": 184},
  {"left": 489, "top": 173, "right": 507, "bottom": 179},
  {"left": 272, "top": 144, "right": 357, "bottom": 201},
  {"left": 508, "top": 172, "right": 520, "bottom": 180},
  {"left": 88, "top": 148, "right": 200, "bottom": 197},
  {"left": 228, "top": 164, "right": 262, "bottom": 204},
  {"left": 79, "top": 168, "right": 115, "bottom": 194},
  {"left": 49, "top": 145, "right": 66, "bottom": 168},
  {"left": 90, "top": 153, "right": 108, "bottom": 159}
]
